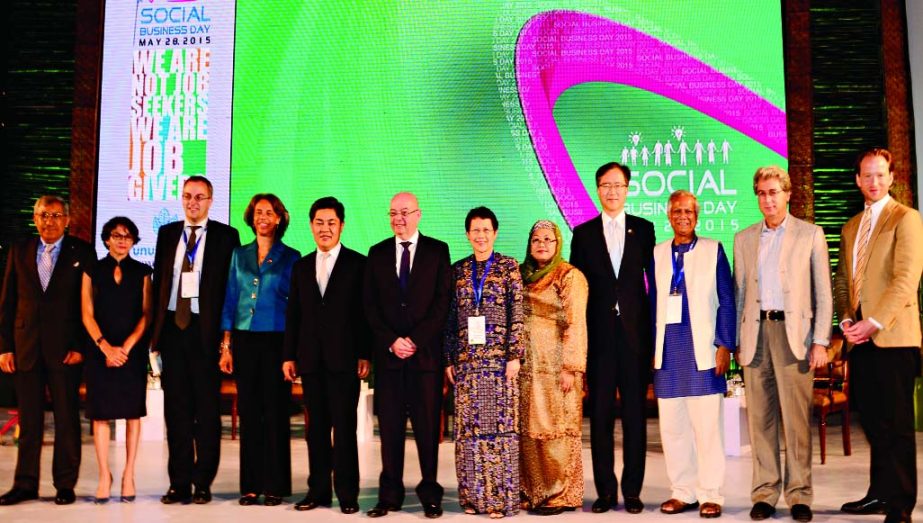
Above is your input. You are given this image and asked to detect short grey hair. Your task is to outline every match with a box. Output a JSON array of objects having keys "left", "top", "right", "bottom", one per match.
[
  {"left": 666, "top": 190, "right": 699, "bottom": 216},
  {"left": 34, "top": 195, "right": 69, "bottom": 216}
]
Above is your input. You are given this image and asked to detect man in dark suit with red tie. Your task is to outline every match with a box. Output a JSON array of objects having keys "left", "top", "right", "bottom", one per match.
[
  {"left": 282, "top": 196, "right": 371, "bottom": 515},
  {"left": 363, "top": 192, "right": 451, "bottom": 519},
  {"left": 570, "top": 162, "right": 656, "bottom": 515},
  {"left": 0, "top": 195, "right": 96, "bottom": 506},
  {"left": 151, "top": 176, "right": 239, "bottom": 505}
]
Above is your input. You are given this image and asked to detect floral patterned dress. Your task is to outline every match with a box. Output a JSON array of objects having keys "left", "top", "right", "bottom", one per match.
[
  {"left": 444, "top": 253, "right": 524, "bottom": 516},
  {"left": 519, "top": 262, "right": 588, "bottom": 509}
]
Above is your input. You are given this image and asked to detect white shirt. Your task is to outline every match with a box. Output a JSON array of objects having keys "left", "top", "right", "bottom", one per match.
[
  {"left": 758, "top": 215, "right": 787, "bottom": 310},
  {"left": 168, "top": 218, "right": 209, "bottom": 313},
  {"left": 394, "top": 230, "right": 420, "bottom": 277},
  {"left": 316, "top": 242, "right": 342, "bottom": 285},
  {"left": 602, "top": 210, "right": 625, "bottom": 261}
]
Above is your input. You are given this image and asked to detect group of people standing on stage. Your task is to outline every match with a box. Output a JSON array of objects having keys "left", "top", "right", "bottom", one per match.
[{"left": 0, "top": 147, "right": 918, "bottom": 523}]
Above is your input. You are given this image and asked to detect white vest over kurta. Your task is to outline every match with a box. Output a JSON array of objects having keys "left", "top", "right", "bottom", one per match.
[{"left": 653, "top": 237, "right": 720, "bottom": 371}]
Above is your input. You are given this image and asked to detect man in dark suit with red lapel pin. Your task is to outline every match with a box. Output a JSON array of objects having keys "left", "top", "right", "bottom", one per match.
[{"left": 570, "top": 162, "right": 656, "bottom": 515}]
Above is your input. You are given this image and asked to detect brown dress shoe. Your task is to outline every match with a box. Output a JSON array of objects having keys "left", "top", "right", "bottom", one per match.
[
  {"left": 699, "top": 502, "right": 722, "bottom": 518},
  {"left": 660, "top": 499, "right": 700, "bottom": 514}
]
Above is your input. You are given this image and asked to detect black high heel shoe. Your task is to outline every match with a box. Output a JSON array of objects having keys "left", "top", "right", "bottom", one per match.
[{"left": 95, "top": 473, "right": 113, "bottom": 504}]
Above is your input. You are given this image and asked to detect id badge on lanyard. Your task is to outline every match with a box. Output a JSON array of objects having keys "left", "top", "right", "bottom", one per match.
[{"left": 467, "top": 254, "right": 494, "bottom": 345}]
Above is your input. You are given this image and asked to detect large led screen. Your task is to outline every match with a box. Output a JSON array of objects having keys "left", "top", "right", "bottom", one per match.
[
  {"left": 96, "top": 1, "right": 787, "bottom": 264},
  {"left": 230, "top": 1, "right": 786, "bottom": 261}
]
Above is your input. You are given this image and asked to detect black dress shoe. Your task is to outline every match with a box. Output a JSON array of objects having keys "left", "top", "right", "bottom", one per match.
[
  {"left": 239, "top": 493, "right": 260, "bottom": 506},
  {"left": 294, "top": 497, "right": 329, "bottom": 511},
  {"left": 367, "top": 503, "right": 401, "bottom": 517},
  {"left": 0, "top": 487, "right": 38, "bottom": 506},
  {"left": 192, "top": 486, "right": 211, "bottom": 504},
  {"left": 54, "top": 488, "right": 76, "bottom": 505},
  {"left": 161, "top": 487, "right": 192, "bottom": 504},
  {"left": 885, "top": 510, "right": 913, "bottom": 523},
  {"left": 749, "top": 501, "right": 776, "bottom": 520},
  {"left": 591, "top": 495, "right": 617, "bottom": 513},
  {"left": 263, "top": 495, "right": 283, "bottom": 506},
  {"left": 624, "top": 496, "right": 644, "bottom": 514},
  {"left": 534, "top": 506, "right": 567, "bottom": 516},
  {"left": 423, "top": 503, "right": 443, "bottom": 518},
  {"left": 791, "top": 504, "right": 812, "bottom": 522},
  {"left": 841, "top": 497, "right": 888, "bottom": 515},
  {"left": 340, "top": 501, "right": 360, "bottom": 514}
]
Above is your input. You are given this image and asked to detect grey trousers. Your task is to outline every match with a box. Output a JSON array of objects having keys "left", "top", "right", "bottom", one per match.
[{"left": 743, "top": 320, "right": 814, "bottom": 507}]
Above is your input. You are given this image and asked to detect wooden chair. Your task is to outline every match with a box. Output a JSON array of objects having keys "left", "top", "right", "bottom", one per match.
[{"left": 812, "top": 334, "right": 851, "bottom": 464}]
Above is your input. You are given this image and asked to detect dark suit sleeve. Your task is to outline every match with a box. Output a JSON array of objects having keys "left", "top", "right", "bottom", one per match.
[
  {"left": 282, "top": 260, "right": 302, "bottom": 363},
  {"left": 569, "top": 226, "right": 585, "bottom": 270},
  {"left": 363, "top": 246, "right": 400, "bottom": 351},
  {"left": 0, "top": 242, "right": 19, "bottom": 354},
  {"left": 408, "top": 241, "right": 452, "bottom": 352},
  {"left": 354, "top": 255, "right": 372, "bottom": 361}
]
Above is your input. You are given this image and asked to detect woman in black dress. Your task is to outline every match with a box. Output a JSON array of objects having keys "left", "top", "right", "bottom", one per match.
[{"left": 81, "top": 216, "right": 152, "bottom": 503}]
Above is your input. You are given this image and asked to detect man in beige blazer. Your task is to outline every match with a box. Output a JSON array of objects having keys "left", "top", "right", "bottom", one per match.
[
  {"left": 834, "top": 148, "right": 923, "bottom": 523},
  {"left": 734, "top": 166, "right": 832, "bottom": 523}
]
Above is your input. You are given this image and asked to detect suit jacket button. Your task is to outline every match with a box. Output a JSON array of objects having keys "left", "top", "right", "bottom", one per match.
[{"left": 401, "top": 302, "right": 407, "bottom": 308}]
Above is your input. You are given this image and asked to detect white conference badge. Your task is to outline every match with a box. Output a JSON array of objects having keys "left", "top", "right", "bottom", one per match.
[
  {"left": 468, "top": 316, "right": 486, "bottom": 345},
  {"left": 180, "top": 270, "right": 201, "bottom": 298},
  {"left": 666, "top": 294, "right": 683, "bottom": 324}
]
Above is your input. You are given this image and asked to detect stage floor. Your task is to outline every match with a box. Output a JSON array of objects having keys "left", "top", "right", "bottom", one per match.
[{"left": 0, "top": 417, "right": 918, "bottom": 522}]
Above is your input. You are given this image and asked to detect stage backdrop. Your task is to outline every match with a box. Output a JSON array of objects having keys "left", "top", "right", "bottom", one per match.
[{"left": 98, "top": 0, "right": 787, "bottom": 263}]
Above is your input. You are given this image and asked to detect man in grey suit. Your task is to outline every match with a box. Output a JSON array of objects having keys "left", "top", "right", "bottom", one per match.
[{"left": 734, "top": 166, "right": 832, "bottom": 523}]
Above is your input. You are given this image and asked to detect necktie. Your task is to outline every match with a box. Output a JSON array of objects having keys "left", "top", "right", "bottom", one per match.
[
  {"left": 175, "top": 225, "right": 200, "bottom": 329},
  {"left": 608, "top": 219, "right": 622, "bottom": 278},
  {"left": 399, "top": 241, "right": 411, "bottom": 294},
  {"left": 39, "top": 244, "right": 54, "bottom": 291},
  {"left": 851, "top": 206, "right": 873, "bottom": 310},
  {"left": 318, "top": 252, "right": 331, "bottom": 296}
]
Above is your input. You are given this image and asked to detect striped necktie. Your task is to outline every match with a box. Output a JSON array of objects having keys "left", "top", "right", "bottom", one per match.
[
  {"left": 39, "top": 243, "right": 54, "bottom": 291},
  {"left": 851, "top": 205, "right": 872, "bottom": 310}
]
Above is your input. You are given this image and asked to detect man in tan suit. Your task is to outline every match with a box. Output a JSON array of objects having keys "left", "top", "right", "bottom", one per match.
[
  {"left": 735, "top": 166, "right": 832, "bottom": 523},
  {"left": 834, "top": 148, "right": 923, "bottom": 523}
]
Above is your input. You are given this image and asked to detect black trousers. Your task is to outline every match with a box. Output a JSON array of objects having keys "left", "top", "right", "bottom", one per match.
[
  {"left": 160, "top": 314, "right": 221, "bottom": 491},
  {"left": 375, "top": 368, "right": 444, "bottom": 506},
  {"left": 233, "top": 330, "right": 291, "bottom": 497},
  {"left": 587, "top": 318, "right": 650, "bottom": 499},
  {"left": 12, "top": 359, "right": 82, "bottom": 491},
  {"left": 302, "top": 370, "right": 359, "bottom": 504},
  {"left": 849, "top": 342, "right": 919, "bottom": 515}
]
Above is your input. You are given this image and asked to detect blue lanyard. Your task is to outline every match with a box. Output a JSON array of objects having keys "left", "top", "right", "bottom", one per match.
[
  {"left": 471, "top": 253, "right": 495, "bottom": 314},
  {"left": 670, "top": 237, "right": 696, "bottom": 295},
  {"left": 182, "top": 227, "right": 203, "bottom": 266}
]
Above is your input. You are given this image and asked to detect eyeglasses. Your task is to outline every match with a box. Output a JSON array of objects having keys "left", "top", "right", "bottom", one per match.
[
  {"left": 530, "top": 238, "right": 558, "bottom": 246},
  {"left": 388, "top": 209, "right": 420, "bottom": 218},
  {"left": 756, "top": 189, "right": 787, "bottom": 198},
  {"left": 598, "top": 183, "right": 628, "bottom": 192},
  {"left": 182, "top": 194, "right": 211, "bottom": 202},
  {"left": 109, "top": 233, "right": 133, "bottom": 241},
  {"left": 35, "top": 212, "right": 66, "bottom": 221}
]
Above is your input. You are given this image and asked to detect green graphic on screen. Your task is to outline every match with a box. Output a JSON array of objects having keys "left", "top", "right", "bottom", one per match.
[{"left": 231, "top": 1, "right": 786, "bottom": 262}]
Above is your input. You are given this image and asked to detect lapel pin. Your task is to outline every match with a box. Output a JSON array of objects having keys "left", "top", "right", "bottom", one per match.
[{"left": 628, "top": 228, "right": 634, "bottom": 235}]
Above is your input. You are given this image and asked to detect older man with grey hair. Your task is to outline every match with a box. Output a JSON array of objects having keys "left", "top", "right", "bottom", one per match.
[
  {"left": 734, "top": 166, "right": 832, "bottom": 523},
  {"left": 0, "top": 195, "right": 96, "bottom": 506}
]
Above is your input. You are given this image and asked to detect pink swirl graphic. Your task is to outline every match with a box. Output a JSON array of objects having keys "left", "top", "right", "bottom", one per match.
[{"left": 515, "top": 10, "right": 787, "bottom": 228}]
